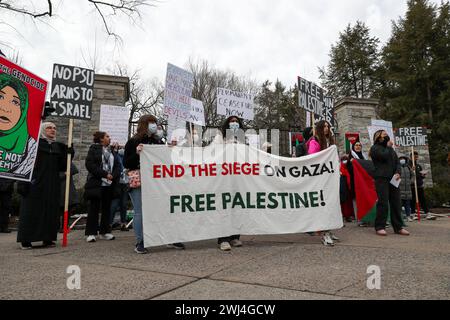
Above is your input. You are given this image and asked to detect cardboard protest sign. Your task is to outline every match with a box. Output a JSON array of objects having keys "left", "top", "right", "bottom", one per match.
[
  {"left": 0, "top": 56, "right": 48, "bottom": 181},
  {"left": 310, "top": 96, "right": 335, "bottom": 127},
  {"left": 141, "top": 144, "right": 342, "bottom": 247},
  {"left": 163, "top": 63, "right": 194, "bottom": 141},
  {"left": 394, "top": 127, "right": 428, "bottom": 147},
  {"left": 298, "top": 76, "right": 324, "bottom": 116},
  {"left": 99, "top": 105, "right": 130, "bottom": 146},
  {"left": 188, "top": 98, "right": 205, "bottom": 126},
  {"left": 368, "top": 119, "right": 395, "bottom": 145},
  {"left": 50, "top": 64, "right": 94, "bottom": 120},
  {"left": 216, "top": 88, "right": 255, "bottom": 120}
]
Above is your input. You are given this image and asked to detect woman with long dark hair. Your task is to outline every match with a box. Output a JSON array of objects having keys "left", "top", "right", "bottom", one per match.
[
  {"left": 124, "top": 115, "right": 185, "bottom": 254},
  {"left": 306, "top": 120, "right": 340, "bottom": 246},
  {"left": 370, "top": 130, "right": 409, "bottom": 236}
]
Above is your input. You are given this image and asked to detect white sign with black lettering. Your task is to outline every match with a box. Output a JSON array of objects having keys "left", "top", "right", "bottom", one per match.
[
  {"left": 50, "top": 64, "right": 94, "bottom": 120},
  {"left": 188, "top": 98, "right": 205, "bottom": 126},
  {"left": 217, "top": 88, "right": 254, "bottom": 120}
]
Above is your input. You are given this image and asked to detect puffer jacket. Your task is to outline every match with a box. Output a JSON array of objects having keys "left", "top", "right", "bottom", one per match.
[{"left": 399, "top": 165, "right": 412, "bottom": 200}]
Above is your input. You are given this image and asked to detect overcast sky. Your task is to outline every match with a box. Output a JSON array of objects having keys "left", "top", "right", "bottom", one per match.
[{"left": 0, "top": 0, "right": 443, "bottom": 89}]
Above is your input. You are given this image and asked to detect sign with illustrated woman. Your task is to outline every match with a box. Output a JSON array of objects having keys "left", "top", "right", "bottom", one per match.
[{"left": 0, "top": 56, "right": 48, "bottom": 181}]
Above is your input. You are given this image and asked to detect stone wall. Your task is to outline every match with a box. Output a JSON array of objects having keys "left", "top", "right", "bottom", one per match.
[
  {"left": 48, "top": 74, "right": 130, "bottom": 189},
  {"left": 334, "top": 97, "right": 433, "bottom": 187}
]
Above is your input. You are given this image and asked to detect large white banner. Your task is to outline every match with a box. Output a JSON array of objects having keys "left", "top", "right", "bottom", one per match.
[
  {"left": 99, "top": 105, "right": 130, "bottom": 146},
  {"left": 141, "top": 144, "right": 343, "bottom": 247},
  {"left": 217, "top": 88, "right": 254, "bottom": 120}
]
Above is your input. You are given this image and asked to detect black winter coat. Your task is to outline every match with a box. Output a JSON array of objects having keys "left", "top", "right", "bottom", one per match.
[
  {"left": 17, "top": 140, "right": 68, "bottom": 243},
  {"left": 123, "top": 135, "right": 164, "bottom": 170},
  {"left": 370, "top": 143, "right": 401, "bottom": 179},
  {"left": 84, "top": 144, "right": 120, "bottom": 195}
]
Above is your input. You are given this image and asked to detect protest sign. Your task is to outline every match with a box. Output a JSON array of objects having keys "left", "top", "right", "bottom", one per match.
[
  {"left": 310, "top": 96, "right": 335, "bottom": 128},
  {"left": 188, "top": 98, "right": 205, "bottom": 126},
  {"left": 0, "top": 56, "right": 48, "bottom": 182},
  {"left": 140, "top": 144, "right": 342, "bottom": 247},
  {"left": 298, "top": 76, "right": 324, "bottom": 116},
  {"left": 394, "top": 127, "right": 428, "bottom": 147},
  {"left": 163, "top": 63, "right": 194, "bottom": 141},
  {"left": 99, "top": 105, "right": 130, "bottom": 145},
  {"left": 50, "top": 64, "right": 94, "bottom": 120},
  {"left": 217, "top": 88, "right": 255, "bottom": 120}
]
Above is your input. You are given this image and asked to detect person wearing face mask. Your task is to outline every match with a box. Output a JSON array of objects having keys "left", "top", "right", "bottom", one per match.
[
  {"left": 156, "top": 125, "right": 166, "bottom": 144},
  {"left": 109, "top": 143, "right": 130, "bottom": 232},
  {"left": 370, "top": 130, "right": 409, "bottom": 236},
  {"left": 124, "top": 115, "right": 184, "bottom": 253},
  {"left": 213, "top": 116, "right": 245, "bottom": 251},
  {"left": 398, "top": 156, "right": 413, "bottom": 223}
]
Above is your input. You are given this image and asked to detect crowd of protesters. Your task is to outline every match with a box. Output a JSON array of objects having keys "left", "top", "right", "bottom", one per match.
[{"left": 0, "top": 114, "right": 438, "bottom": 254}]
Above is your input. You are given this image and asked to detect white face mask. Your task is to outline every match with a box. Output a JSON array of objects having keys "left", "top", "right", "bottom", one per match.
[
  {"left": 156, "top": 130, "right": 164, "bottom": 138},
  {"left": 148, "top": 123, "right": 157, "bottom": 134},
  {"left": 193, "top": 134, "right": 200, "bottom": 143},
  {"left": 400, "top": 160, "right": 406, "bottom": 165},
  {"left": 229, "top": 122, "right": 240, "bottom": 131},
  {"left": 118, "top": 149, "right": 125, "bottom": 156},
  {"left": 342, "top": 160, "right": 348, "bottom": 165}
]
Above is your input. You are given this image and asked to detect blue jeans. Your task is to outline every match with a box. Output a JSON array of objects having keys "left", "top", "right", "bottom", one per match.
[
  {"left": 129, "top": 188, "right": 143, "bottom": 246},
  {"left": 110, "top": 184, "right": 129, "bottom": 225},
  {"left": 402, "top": 199, "right": 411, "bottom": 217}
]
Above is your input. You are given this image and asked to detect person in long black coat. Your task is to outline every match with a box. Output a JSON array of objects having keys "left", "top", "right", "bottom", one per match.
[
  {"left": 370, "top": 130, "right": 409, "bottom": 237},
  {"left": 17, "top": 122, "right": 71, "bottom": 249}
]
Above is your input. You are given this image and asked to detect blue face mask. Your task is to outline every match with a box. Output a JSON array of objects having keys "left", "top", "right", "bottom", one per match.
[
  {"left": 229, "top": 122, "right": 240, "bottom": 131},
  {"left": 148, "top": 123, "right": 157, "bottom": 134}
]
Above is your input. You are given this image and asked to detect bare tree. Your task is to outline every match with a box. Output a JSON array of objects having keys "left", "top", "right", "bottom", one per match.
[
  {"left": 110, "top": 63, "right": 164, "bottom": 137},
  {"left": 187, "top": 58, "right": 259, "bottom": 128},
  {"left": 0, "top": 0, "right": 156, "bottom": 43}
]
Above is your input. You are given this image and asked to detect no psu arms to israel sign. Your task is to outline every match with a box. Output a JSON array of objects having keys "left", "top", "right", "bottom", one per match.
[{"left": 140, "top": 144, "right": 343, "bottom": 247}]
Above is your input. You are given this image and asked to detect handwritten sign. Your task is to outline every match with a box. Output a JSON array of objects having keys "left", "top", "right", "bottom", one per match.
[
  {"left": 50, "top": 64, "right": 94, "bottom": 120},
  {"left": 217, "top": 88, "right": 254, "bottom": 120},
  {"left": 188, "top": 98, "right": 205, "bottom": 126},
  {"left": 99, "top": 105, "right": 130, "bottom": 146},
  {"left": 298, "top": 76, "right": 324, "bottom": 116},
  {"left": 395, "top": 127, "right": 428, "bottom": 147}
]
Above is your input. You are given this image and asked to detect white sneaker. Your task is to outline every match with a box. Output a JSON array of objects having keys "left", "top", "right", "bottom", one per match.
[
  {"left": 219, "top": 241, "right": 231, "bottom": 251},
  {"left": 321, "top": 232, "right": 335, "bottom": 246},
  {"left": 230, "top": 239, "right": 243, "bottom": 247},
  {"left": 426, "top": 214, "right": 437, "bottom": 221},
  {"left": 330, "top": 233, "right": 340, "bottom": 242},
  {"left": 99, "top": 233, "right": 115, "bottom": 241},
  {"left": 86, "top": 235, "right": 96, "bottom": 243},
  {"left": 407, "top": 217, "right": 413, "bottom": 222}
]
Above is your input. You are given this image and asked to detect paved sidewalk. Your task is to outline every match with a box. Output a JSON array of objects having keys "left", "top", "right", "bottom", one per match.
[{"left": 1, "top": 217, "right": 449, "bottom": 300}]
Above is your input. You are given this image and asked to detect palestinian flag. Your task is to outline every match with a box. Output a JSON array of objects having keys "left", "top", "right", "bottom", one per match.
[
  {"left": 345, "top": 133, "right": 360, "bottom": 154},
  {"left": 352, "top": 159, "right": 378, "bottom": 222}
]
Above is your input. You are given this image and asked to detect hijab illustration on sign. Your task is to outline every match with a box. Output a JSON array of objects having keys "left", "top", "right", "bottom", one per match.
[{"left": 0, "top": 73, "right": 37, "bottom": 176}]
